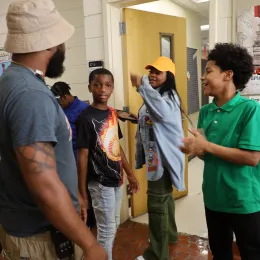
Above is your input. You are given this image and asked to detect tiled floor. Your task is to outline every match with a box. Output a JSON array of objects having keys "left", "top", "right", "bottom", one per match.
[
  {"left": 111, "top": 220, "right": 241, "bottom": 260},
  {"left": 132, "top": 158, "right": 207, "bottom": 238},
  {"left": 123, "top": 157, "right": 240, "bottom": 259}
]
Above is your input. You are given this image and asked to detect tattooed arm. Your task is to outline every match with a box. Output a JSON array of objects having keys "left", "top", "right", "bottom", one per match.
[{"left": 15, "top": 142, "right": 103, "bottom": 257}]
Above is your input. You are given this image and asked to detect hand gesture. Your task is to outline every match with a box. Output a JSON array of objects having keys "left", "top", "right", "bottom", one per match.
[
  {"left": 130, "top": 73, "right": 142, "bottom": 88},
  {"left": 180, "top": 129, "right": 208, "bottom": 156}
]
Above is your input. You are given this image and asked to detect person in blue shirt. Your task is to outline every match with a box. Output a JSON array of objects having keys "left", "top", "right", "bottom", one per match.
[
  {"left": 51, "top": 81, "right": 96, "bottom": 229},
  {"left": 51, "top": 82, "right": 88, "bottom": 160}
]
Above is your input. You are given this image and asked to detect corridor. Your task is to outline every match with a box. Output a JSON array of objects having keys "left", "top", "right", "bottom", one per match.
[
  {"left": 111, "top": 158, "right": 240, "bottom": 259},
  {"left": 132, "top": 158, "right": 207, "bottom": 238}
]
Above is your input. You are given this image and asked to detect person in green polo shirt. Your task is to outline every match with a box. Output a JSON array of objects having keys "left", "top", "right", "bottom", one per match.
[{"left": 181, "top": 43, "right": 260, "bottom": 260}]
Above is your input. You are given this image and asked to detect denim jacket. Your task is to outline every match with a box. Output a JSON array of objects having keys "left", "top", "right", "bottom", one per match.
[{"left": 135, "top": 76, "right": 186, "bottom": 191}]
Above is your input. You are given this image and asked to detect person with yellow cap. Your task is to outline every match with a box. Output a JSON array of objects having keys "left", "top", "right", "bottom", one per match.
[{"left": 131, "top": 56, "right": 185, "bottom": 260}]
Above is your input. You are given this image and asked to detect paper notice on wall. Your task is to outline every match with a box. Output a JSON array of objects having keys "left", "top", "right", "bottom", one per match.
[
  {"left": 0, "top": 49, "right": 11, "bottom": 77},
  {"left": 237, "top": 5, "right": 260, "bottom": 95}
]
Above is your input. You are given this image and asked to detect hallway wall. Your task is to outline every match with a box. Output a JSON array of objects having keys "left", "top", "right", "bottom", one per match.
[
  {"left": 0, "top": 1, "right": 12, "bottom": 49},
  {"left": 0, "top": 0, "right": 90, "bottom": 101},
  {"left": 46, "top": 0, "right": 89, "bottom": 101},
  {"left": 235, "top": 0, "right": 259, "bottom": 13}
]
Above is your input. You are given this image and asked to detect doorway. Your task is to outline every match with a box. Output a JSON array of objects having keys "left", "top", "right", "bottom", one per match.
[{"left": 122, "top": 8, "right": 188, "bottom": 217}]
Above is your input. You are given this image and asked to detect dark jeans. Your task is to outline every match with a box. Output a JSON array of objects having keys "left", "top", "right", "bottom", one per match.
[
  {"left": 143, "top": 171, "right": 178, "bottom": 260},
  {"left": 205, "top": 207, "right": 260, "bottom": 260}
]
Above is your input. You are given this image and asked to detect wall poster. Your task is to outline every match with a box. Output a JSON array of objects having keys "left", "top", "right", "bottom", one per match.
[
  {"left": 237, "top": 5, "right": 260, "bottom": 95},
  {"left": 0, "top": 49, "right": 11, "bottom": 77}
]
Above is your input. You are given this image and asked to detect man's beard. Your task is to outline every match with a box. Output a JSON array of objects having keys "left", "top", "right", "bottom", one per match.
[{"left": 46, "top": 48, "right": 65, "bottom": 79}]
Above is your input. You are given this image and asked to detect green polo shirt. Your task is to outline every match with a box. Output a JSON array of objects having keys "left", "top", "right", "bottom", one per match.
[{"left": 198, "top": 93, "right": 260, "bottom": 214}]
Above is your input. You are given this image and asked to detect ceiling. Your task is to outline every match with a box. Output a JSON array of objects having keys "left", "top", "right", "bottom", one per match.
[
  {"left": 171, "top": 0, "right": 209, "bottom": 20},
  {"left": 170, "top": 0, "right": 210, "bottom": 47}
]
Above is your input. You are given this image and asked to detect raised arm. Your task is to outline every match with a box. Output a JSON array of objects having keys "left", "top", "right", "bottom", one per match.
[{"left": 132, "top": 75, "right": 178, "bottom": 120}]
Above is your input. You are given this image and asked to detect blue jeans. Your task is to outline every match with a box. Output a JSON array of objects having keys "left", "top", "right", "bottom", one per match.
[{"left": 88, "top": 181, "right": 123, "bottom": 260}]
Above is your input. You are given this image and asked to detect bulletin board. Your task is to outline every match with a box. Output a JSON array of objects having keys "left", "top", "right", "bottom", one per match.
[{"left": 237, "top": 5, "right": 260, "bottom": 95}]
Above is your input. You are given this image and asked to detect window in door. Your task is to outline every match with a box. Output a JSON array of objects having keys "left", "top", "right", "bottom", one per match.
[{"left": 160, "top": 33, "right": 174, "bottom": 61}]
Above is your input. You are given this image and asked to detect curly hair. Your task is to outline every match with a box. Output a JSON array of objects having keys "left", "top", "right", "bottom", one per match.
[{"left": 207, "top": 43, "right": 254, "bottom": 90}]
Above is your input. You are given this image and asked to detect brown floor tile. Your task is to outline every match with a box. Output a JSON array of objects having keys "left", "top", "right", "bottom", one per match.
[{"left": 91, "top": 220, "right": 241, "bottom": 260}]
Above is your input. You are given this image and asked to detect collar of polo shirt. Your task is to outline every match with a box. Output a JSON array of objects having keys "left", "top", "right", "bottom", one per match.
[{"left": 209, "top": 92, "right": 245, "bottom": 112}]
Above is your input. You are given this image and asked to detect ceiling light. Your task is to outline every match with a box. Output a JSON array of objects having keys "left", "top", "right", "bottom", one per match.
[
  {"left": 201, "top": 24, "right": 209, "bottom": 31},
  {"left": 191, "top": 0, "right": 209, "bottom": 3}
]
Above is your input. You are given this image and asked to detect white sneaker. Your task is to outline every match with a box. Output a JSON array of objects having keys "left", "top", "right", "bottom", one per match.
[{"left": 136, "top": 256, "right": 145, "bottom": 260}]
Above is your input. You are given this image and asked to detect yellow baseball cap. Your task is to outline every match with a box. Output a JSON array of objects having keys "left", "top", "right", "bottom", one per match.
[{"left": 145, "top": 56, "right": 176, "bottom": 75}]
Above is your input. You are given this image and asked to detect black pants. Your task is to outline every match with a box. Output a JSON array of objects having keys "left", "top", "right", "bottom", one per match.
[{"left": 205, "top": 207, "right": 260, "bottom": 260}]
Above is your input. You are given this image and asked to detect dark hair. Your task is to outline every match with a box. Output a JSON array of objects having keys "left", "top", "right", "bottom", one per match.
[
  {"left": 207, "top": 43, "right": 254, "bottom": 90},
  {"left": 51, "top": 81, "right": 71, "bottom": 97},
  {"left": 89, "top": 68, "right": 114, "bottom": 83},
  {"left": 159, "top": 71, "right": 190, "bottom": 121},
  {"left": 160, "top": 71, "right": 183, "bottom": 107}
]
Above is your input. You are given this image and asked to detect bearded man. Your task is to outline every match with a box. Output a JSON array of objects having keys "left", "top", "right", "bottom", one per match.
[{"left": 0, "top": 1, "right": 107, "bottom": 259}]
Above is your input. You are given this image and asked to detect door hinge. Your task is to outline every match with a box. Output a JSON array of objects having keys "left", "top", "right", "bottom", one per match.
[{"left": 119, "top": 21, "right": 126, "bottom": 35}]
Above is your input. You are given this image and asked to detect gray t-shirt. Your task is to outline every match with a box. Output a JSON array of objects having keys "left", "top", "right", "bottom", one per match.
[{"left": 0, "top": 64, "right": 79, "bottom": 237}]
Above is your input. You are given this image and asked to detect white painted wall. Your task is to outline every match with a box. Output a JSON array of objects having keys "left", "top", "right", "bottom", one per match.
[
  {"left": 46, "top": 0, "right": 89, "bottom": 101},
  {"left": 235, "top": 0, "right": 259, "bottom": 14},
  {"left": 0, "top": 0, "right": 13, "bottom": 48},
  {"left": 83, "top": 0, "right": 105, "bottom": 105},
  {"left": 0, "top": 0, "right": 90, "bottom": 102},
  {"left": 209, "top": 0, "right": 232, "bottom": 49}
]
